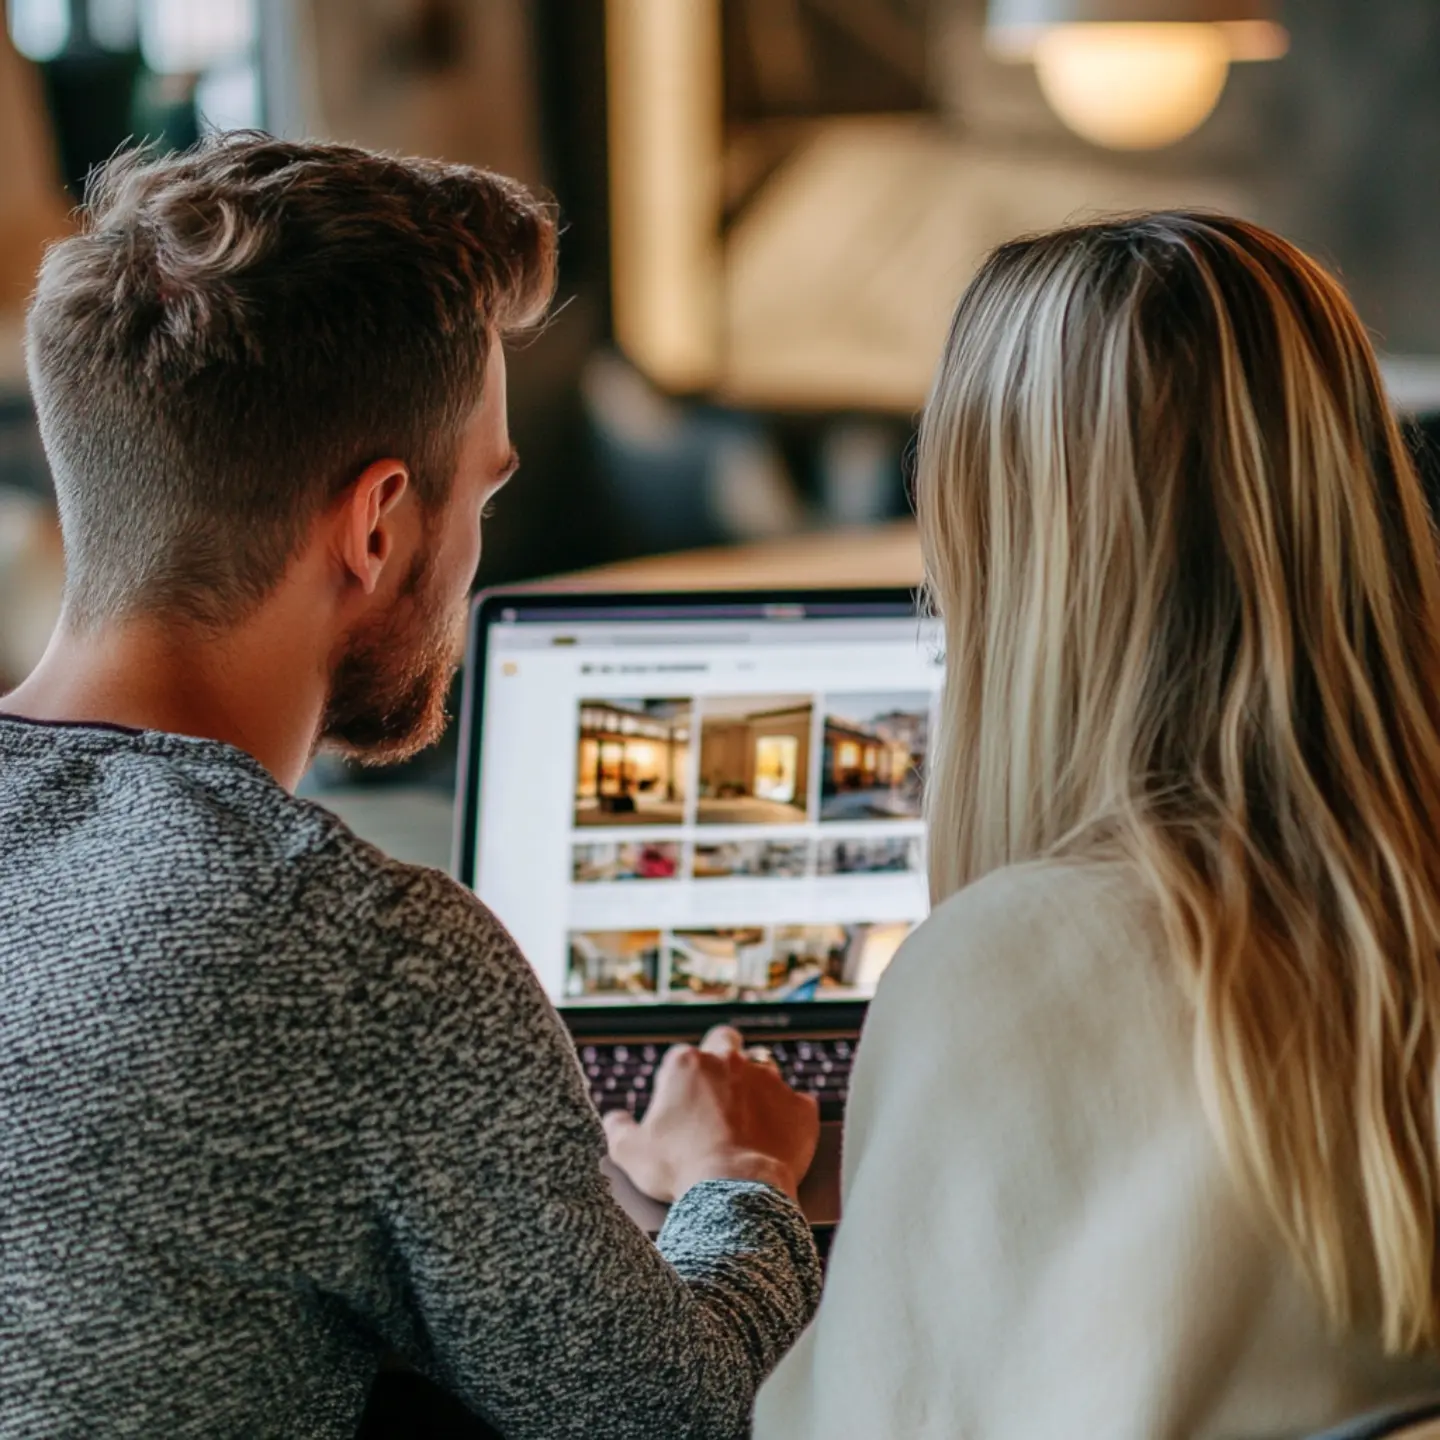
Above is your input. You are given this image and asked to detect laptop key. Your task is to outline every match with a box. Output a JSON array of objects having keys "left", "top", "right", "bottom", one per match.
[{"left": 582, "top": 1036, "right": 856, "bottom": 1124}]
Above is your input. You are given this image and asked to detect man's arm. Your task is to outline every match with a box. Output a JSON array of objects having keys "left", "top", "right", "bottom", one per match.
[{"left": 353, "top": 871, "right": 822, "bottom": 1440}]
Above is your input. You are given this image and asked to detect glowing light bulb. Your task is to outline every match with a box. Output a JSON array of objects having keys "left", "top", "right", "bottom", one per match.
[
  {"left": 987, "top": 12, "right": 1288, "bottom": 152},
  {"left": 1034, "top": 23, "right": 1229, "bottom": 149}
]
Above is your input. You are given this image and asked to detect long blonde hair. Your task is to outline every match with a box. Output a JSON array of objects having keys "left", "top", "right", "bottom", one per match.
[{"left": 918, "top": 212, "right": 1440, "bottom": 1351}]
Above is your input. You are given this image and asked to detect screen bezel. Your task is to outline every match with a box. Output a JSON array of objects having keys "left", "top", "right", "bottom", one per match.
[{"left": 454, "top": 585, "right": 925, "bottom": 1029}]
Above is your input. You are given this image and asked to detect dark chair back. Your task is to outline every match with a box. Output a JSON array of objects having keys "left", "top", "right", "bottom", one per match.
[{"left": 1307, "top": 1400, "right": 1440, "bottom": 1440}]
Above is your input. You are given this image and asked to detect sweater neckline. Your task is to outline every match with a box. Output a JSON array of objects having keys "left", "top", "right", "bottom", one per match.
[{"left": 0, "top": 710, "right": 143, "bottom": 738}]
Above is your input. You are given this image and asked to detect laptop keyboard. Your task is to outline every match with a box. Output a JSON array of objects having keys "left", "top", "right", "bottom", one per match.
[{"left": 580, "top": 1038, "right": 854, "bottom": 1123}]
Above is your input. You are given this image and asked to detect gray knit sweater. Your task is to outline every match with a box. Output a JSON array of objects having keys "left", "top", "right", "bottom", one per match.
[{"left": 0, "top": 716, "right": 820, "bottom": 1438}]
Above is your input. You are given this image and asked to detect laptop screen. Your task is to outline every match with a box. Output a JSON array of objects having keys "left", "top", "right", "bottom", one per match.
[{"left": 460, "top": 593, "right": 942, "bottom": 1011}]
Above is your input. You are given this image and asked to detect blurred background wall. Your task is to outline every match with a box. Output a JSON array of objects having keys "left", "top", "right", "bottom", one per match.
[
  {"left": 1261, "top": 0, "right": 1440, "bottom": 359},
  {"left": 2, "top": 0, "right": 1439, "bottom": 731}
]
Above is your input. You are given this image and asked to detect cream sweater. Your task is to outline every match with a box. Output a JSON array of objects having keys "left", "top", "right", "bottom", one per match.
[{"left": 755, "top": 861, "right": 1440, "bottom": 1439}]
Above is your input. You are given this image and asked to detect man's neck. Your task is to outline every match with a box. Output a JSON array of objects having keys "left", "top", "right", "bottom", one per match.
[{"left": 0, "top": 611, "right": 328, "bottom": 790}]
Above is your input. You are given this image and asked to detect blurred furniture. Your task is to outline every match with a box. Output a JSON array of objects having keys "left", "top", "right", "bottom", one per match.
[
  {"left": 605, "top": 0, "right": 1251, "bottom": 414},
  {"left": 0, "top": 487, "right": 62, "bottom": 690},
  {"left": 277, "top": 0, "right": 544, "bottom": 187},
  {"left": 552, "top": 517, "right": 922, "bottom": 590},
  {"left": 0, "top": 396, "right": 52, "bottom": 497},
  {"left": 1308, "top": 1400, "right": 1440, "bottom": 1439}
]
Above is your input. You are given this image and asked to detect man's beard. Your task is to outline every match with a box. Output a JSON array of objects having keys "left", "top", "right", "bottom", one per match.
[{"left": 320, "top": 551, "right": 468, "bottom": 767}]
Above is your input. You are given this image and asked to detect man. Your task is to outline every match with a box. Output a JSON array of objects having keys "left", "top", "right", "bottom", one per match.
[{"left": 0, "top": 135, "right": 820, "bottom": 1438}]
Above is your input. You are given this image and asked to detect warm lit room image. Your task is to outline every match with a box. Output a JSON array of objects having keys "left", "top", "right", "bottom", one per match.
[
  {"left": 820, "top": 692, "right": 930, "bottom": 821},
  {"left": 695, "top": 694, "right": 814, "bottom": 824},
  {"left": 564, "top": 929, "right": 662, "bottom": 999},
  {"left": 570, "top": 840, "right": 681, "bottom": 883},
  {"left": 666, "top": 921, "right": 911, "bottom": 1002},
  {"left": 788, "top": 921, "right": 914, "bottom": 996},
  {"left": 769, "top": 924, "right": 854, "bottom": 1000},
  {"left": 691, "top": 838, "right": 811, "bottom": 879},
  {"left": 572, "top": 697, "right": 691, "bottom": 827},
  {"left": 666, "top": 926, "right": 772, "bottom": 999}
]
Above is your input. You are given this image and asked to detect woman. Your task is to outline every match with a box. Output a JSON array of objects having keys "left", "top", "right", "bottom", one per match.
[{"left": 755, "top": 215, "right": 1440, "bottom": 1438}]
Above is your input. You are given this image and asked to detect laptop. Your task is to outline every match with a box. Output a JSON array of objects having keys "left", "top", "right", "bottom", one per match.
[{"left": 454, "top": 588, "right": 941, "bottom": 1231}]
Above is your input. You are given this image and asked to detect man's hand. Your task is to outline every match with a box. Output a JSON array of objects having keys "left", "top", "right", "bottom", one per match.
[{"left": 603, "top": 1026, "right": 821, "bottom": 1203}]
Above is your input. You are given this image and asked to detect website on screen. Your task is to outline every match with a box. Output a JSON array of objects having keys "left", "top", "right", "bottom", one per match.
[{"left": 473, "top": 610, "right": 943, "bottom": 1007}]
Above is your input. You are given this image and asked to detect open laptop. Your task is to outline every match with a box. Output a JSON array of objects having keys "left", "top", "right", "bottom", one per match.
[{"left": 454, "top": 588, "right": 941, "bottom": 1231}]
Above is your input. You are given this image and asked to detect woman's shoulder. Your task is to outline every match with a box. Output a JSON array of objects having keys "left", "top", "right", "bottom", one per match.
[
  {"left": 897, "top": 857, "right": 1161, "bottom": 987},
  {"left": 864, "top": 858, "right": 1183, "bottom": 1092},
  {"left": 841, "top": 859, "right": 1202, "bottom": 1236}
]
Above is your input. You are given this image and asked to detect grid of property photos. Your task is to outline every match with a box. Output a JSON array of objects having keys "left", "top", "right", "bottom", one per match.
[{"left": 566, "top": 690, "right": 930, "bottom": 1006}]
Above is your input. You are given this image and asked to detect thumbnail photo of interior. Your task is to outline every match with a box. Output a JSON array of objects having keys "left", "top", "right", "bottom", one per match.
[
  {"left": 816, "top": 834, "right": 922, "bottom": 875},
  {"left": 668, "top": 927, "right": 771, "bottom": 999},
  {"left": 692, "top": 838, "right": 811, "bottom": 880},
  {"left": 820, "top": 693, "right": 930, "bottom": 822},
  {"left": 666, "top": 921, "right": 912, "bottom": 1003},
  {"left": 566, "top": 930, "right": 662, "bottom": 999},
  {"left": 572, "top": 841, "right": 682, "bottom": 883},
  {"left": 696, "top": 694, "right": 814, "bottom": 825},
  {"left": 573, "top": 698, "right": 690, "bottom": 827}
]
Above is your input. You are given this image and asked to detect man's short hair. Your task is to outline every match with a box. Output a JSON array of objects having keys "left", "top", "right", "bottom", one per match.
[{"left": 25, "top": 133, "right": 557, "bottom": 628}]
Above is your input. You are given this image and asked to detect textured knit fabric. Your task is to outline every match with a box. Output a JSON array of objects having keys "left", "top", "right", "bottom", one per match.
[
  {"left": 754, "top": 860, "right": 1440, "bottom": 1440},
  {"left": 0, "top": 715, "right": 820, "bottom": 1439}
]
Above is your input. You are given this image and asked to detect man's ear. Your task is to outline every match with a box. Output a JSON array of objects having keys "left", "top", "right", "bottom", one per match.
[{"left": 335, "top": 459, "right": 411, "bottom": 595}]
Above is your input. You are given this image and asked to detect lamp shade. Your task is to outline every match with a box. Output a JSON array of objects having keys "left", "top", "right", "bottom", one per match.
[
  {"left": 987, "top": 0, "right": 1287, "bottom": 148},
  {"left": 988, "top": 0, "right": 1286, "bottom": 58},
  {"left": 989, "top": 0, "right": 1277, "bottom": 25},
  {"left": 1033, "top": 25, "right": 1231, "bottom": 147}
]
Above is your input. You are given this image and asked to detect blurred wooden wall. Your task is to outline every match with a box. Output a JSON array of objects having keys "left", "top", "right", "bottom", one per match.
[
  {"left": 0, "top": 27, "right": 71, "bottom": 386},
  {"left": 1257, "top": 0, "right": 1440, "bottom": 357},
  {"left": 275, "top": 0, "right": 545, "bottom": 186}
]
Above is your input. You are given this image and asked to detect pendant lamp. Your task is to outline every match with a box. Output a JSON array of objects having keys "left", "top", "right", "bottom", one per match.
[{"left": 987, "top": 0, "right": 1288, "bottom": 150}]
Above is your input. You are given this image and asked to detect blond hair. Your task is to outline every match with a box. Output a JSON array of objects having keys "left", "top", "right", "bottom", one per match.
[{"left": 918, "top": 212, "right": 1440, "bottom": 1351}]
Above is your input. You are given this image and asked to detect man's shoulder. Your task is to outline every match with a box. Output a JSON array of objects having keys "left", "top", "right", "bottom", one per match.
[
  {"left": 229, "top": 790, "right": 530, "bottom": 1013},
  {"left": 177, "top": 769, "right": 524, "bottom": 992},
  {"left": 346, "top": 843, "right": 523, "bottom": 977},
  {"left": 0, "top": 720, "right": 520, "bottom": 984}
]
